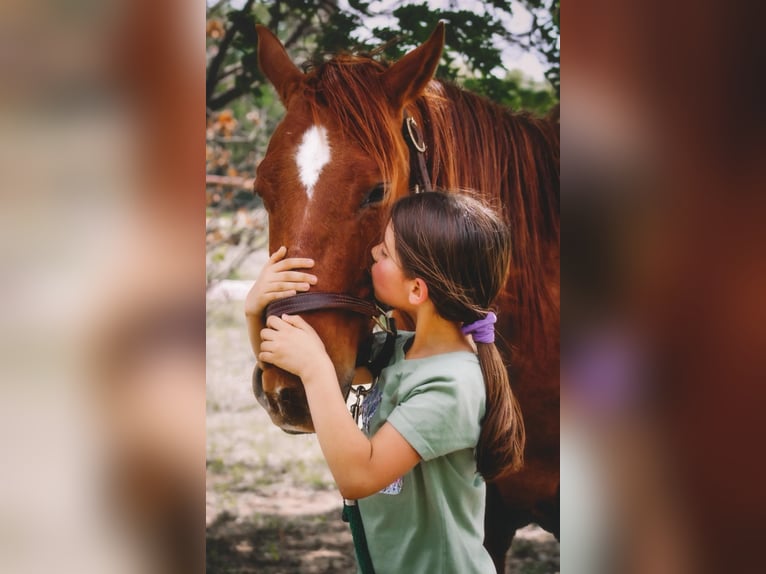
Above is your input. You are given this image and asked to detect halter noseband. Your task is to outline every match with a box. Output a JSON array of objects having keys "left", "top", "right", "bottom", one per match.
[{"left": 264, "top": 291, "right": 378, "bottom": 320}]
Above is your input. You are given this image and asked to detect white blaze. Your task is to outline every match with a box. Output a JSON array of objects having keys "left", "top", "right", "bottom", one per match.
[{"left": 295, "top": 125, "right": 331, "bottom": 199}]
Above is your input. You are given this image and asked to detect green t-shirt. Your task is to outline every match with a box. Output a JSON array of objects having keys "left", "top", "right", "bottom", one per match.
[{"left": 357, "top": 332, "right": 495, "bottom": 574}]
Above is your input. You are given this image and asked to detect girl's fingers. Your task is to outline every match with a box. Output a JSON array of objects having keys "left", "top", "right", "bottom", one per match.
[
  {"left": 275, "top": 271, "right": 318, "bottom": 284},
  {"left": 268, "top": 281, "right": 310, "bottom": 293},
  {"left": 265, "top": 283, "right": 308, "bottom": 300},
  {"left": 258, "top": 351, "right": 273, "bottom": 364},
  {"left": 258, "top": 291, "right": 295, "bottom": 311},
  {"left": 281, "top": 314, "right": 309, "bottom": 329},
  {"left": 277, "top": 288, "right": 300, "bottom": 298},
  {"left": 265, "top": 314, "right": 287, "bottom": 330},
  {"left": 268, "top": 246, "right": 287, "bottom": 262},
  {"left": 272, "top": 258, "right": 315, "bottom": 272}
]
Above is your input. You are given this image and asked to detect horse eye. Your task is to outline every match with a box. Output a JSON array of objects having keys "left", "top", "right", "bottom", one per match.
[{"left": 360, "top": 184, "right": 386, "bottom": 208}]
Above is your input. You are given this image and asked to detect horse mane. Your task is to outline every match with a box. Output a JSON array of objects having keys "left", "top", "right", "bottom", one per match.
[{"left": 303, "top": 54, "right": 560, "bottom": 361}]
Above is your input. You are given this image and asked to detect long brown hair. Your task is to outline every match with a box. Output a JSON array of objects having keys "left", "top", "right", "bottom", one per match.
[{"left": 391, "top": 192, "right": 526, "bottom": 480}]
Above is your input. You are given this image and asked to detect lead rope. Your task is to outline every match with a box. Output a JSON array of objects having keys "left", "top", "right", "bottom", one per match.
[
  {"left": 342, "top": 500, "right": 375, "bottom": 574},
  {"left": 342, "top": 313, "right": 397, "bottom": 574}
]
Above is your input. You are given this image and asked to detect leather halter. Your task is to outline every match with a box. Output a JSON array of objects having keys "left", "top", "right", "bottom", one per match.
[
  {"left": 262, "top": 110, "right": 431, "bottom": 374},
  {"left": 265, "top": 291, "right": 378, "bottom": 320}
]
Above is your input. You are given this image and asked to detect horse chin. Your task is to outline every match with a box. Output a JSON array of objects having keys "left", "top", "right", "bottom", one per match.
[
  {"left": 253, "top": 365, "right": 314, "bottom": 432},
  {"left": 253, "top": 364, "right": 355, "bottom": 434}
]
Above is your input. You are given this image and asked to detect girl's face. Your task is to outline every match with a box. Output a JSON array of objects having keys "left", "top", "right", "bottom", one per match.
[{"left": 371, "top": 222, "right": 410, "bottom": 309}]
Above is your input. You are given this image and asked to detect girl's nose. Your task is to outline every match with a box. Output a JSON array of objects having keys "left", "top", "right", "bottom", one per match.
[{"left": 371, "top": 243, "right": 380, "bottom": 262}]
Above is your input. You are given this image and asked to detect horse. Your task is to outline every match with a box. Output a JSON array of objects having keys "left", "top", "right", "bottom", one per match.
[{"left": 251, "top": 23, "right": 559, "bottom": 571}]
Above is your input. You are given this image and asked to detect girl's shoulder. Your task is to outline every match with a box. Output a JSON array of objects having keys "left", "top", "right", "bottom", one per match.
[{"left": 389, "top": 332, "right": 482, "bottom": 393}]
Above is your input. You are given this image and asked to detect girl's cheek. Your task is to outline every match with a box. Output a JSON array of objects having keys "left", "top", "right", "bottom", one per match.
[{"left": 371, "top": 264, "right": 384, "bottom": 289}]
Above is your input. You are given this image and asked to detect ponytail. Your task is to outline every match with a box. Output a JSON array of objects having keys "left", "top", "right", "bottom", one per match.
[
  {"left": 388, "top": 191, "right": 524, "bottom": 480},
  {"left": 475, "top": 341, "right": 525, "bottom": 481}
]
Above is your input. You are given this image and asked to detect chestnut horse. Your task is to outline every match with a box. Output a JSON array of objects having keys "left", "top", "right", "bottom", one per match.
[{"left": 251, "top": 23, "right": 559, "bottom": 571}]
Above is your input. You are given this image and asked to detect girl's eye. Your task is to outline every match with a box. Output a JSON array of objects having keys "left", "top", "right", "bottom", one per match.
[{"left": 360, "top": 183, "right": 386, "bottom": 208}]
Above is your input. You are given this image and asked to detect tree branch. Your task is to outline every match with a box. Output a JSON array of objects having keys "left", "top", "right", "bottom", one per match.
[
  {"left": 206, "top": 174, "right": 255, "bottom": 188},
  {"left": 208, "top": 84, "right": 248, "bottom": 111},
  {"left": 283, "top": 15, "right": 314, "bottom": 50},
  {"left": 268, "top": 0, "right": 283, "bottom": 32},
  {"left": 218, "top": 63, "right": 244, "bottom": 82},
  {"left": 206, "top": 0, "right": 227, "bottom": 17},
  {"left": 206, "top": 0, "right": 255, "bottom": 102},
  {"left": 206, "top": 225, "right": 268, "bottom": 291}
]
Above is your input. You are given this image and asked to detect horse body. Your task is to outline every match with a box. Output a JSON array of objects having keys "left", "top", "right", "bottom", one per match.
[{"left": 253, "top": 23, "right": 559, "bottom": 570}]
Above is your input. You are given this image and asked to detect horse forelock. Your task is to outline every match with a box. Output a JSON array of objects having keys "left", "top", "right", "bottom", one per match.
[{"left": 302, "top": 56, "right": 410, "bottom": 204}]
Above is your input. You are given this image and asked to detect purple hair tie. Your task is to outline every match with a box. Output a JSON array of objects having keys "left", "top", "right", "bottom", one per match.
[{"left": 461, "top": 312, "right": 497, "bottom": 344}]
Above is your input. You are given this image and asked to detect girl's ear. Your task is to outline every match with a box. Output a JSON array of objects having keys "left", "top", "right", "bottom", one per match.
[{"left": 408, "top": 278, "right": 429, "bottom": 306}]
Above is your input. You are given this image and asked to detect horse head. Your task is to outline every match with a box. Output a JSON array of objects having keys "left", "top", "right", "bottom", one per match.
[{"left": 252, "top": 23, "right": 445, "bottom": 433}]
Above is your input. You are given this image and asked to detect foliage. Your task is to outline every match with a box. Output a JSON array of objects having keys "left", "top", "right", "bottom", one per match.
[
  {"left": 206, "top": 0, "right": 559, "bottom": 111},
  {"left": 521, "top": 0, "right": 560, "bottom": 93}
]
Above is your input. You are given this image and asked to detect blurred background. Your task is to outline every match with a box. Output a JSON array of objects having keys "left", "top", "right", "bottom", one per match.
[
  {"left": 564, "top": 1, "right": 766, "bottom": 573},
  {"left": 0, "top": 0, "right": 204, "bottom": 573},
  {"left": 205, "top": 1, "right": 560, "bottom": 572},
  {"left": 3, "top": 0, "right": 765, "bottom": 572}
]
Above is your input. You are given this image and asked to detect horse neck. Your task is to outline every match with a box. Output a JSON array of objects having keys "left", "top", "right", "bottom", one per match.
[{"left": 415, "top": 84, "right": 560, "bottom": 360}]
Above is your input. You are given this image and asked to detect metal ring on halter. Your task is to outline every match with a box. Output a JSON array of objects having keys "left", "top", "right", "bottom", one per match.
[{"left": 406, "top": 116, "right": 427, "bottom": 153}]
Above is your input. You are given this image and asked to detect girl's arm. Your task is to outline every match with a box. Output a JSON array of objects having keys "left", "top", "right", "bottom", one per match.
[
  {"left": 244, "top": 246, "right": 316, "bottom": 361},
  {"left": 260, "top": 314, "right": 421, "bottom": 500}
]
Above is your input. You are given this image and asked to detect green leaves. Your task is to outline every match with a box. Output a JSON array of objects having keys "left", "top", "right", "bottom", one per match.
[
  {"left": 464, "top": 72, "right": 557, "bottom": 115},
  {"left": 207, "top": 0, "right": 559, "bottom": 112}
]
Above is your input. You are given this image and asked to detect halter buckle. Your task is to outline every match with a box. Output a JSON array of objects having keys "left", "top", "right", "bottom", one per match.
[
  {"left": 372, "top": 308, "right": 395, "bottom": 334},
  {"left": 406, "top": 116, "right": 427, "bottom": 153},
  {"left": 349, "top": 384, "right": 372, "bottom": 426}
]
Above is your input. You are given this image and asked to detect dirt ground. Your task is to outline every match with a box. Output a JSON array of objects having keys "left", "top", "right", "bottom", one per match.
[{"left": 206, "top": 278, "right": 560, "bottom": 573}]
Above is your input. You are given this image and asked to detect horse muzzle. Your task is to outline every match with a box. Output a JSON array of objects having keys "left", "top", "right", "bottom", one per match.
[
  {"left": 254, "top": 293, "right": 376, "bottom": 433},
  {"left": 252, "top": 363, "right": 358, "bottom": 434},
  {"left": 252, "top": 364, "right": 315, "bottom": 434}
]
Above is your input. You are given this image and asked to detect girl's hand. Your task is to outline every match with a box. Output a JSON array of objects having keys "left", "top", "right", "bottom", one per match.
[
  {"left": 245, "top": 246, "right": 317, "bottom": 317},
  {"left": 259, "top": 314, "right": 333, "bottom": 381}
]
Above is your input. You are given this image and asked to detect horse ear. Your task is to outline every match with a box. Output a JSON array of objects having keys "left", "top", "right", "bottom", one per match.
[
  {"left": 256, "top": 25, "right": 303, "bottom": 104},
  {"left": 382, "top": 22, "right": 445, "bottom": 109}
]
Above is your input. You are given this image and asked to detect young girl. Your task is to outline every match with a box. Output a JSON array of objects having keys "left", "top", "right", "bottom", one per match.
[{"left": 247, "top": 191, "right": 525, "bottom": 573}]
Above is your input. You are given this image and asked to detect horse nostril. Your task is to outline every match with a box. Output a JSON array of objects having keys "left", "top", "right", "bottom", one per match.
[
  {"left": 266, "top": 392, "right": 283, "bottom": 416},
  {"left": 266, "top": 386, "right": 295, "bottom": 416},
  {"left": 275, "top": 386, "right": 294, "bottom": 407}
]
